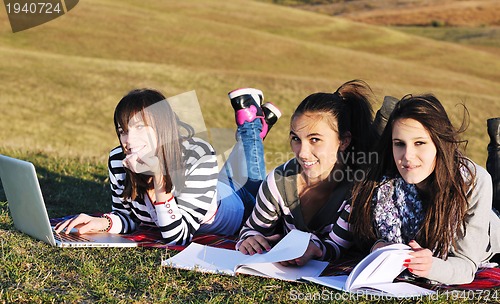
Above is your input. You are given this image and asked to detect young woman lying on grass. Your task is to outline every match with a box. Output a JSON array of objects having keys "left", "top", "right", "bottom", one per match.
[
  {"left": 55, "top": 87, "right": 281, "bottom": 245},
  {"left": 237, "top": 80, "right": 377, "bottom": 266},
  {"left": 350, "top": 94, "right": 500, "bottom": 285}
]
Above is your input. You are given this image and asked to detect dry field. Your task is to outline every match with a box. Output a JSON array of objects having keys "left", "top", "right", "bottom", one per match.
[
  {"left": 291, "top": 0, "right": 500, "bottom": 26},
  {"left": 0, "top": 0, "right": 499, "bottom": 164},
  {"left": 0, "top": 1, "right": 499, "bottom": 302}
]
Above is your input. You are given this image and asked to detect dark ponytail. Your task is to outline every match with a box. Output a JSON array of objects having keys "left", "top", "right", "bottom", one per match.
[
  {"left": 335, "top": 80, "right": 377, "bottom": 157},
  {"left": 291, "top": 79, "right": 376, "bottom": 170}
]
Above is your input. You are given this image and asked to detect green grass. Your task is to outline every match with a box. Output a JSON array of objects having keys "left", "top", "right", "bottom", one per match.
[
  {"left": 0, "top": 0, "right": 499, "bottom": 302},
  {"left": 0, "top": 149, "right": 479, "bottom": 303}
]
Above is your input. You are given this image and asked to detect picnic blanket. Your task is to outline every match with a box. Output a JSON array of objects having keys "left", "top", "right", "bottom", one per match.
[
  {"left": 49, "top": 214, "right": 238, "bottom": 250},
  {"left": 320, "top": 255, "right": 500, "bottom": 291},
  {"left": 50, "top": 215, "right": 500, "bottom": 291}
]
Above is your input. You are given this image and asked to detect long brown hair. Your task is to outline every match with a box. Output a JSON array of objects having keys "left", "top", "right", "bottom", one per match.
[
  {"left": 350, "top": 94, "right": 474, "bottom": 258},
  {"left": 113, "top": 89, "right": 194, "bottom": 200}
]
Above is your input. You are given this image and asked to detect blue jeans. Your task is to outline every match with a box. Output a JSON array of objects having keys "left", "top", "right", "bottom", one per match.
[{"left": 220, "top": 119, "right": 265, "bottom": 208}]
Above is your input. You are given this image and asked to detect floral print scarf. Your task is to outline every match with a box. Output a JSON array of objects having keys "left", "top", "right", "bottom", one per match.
[{"left": 372, "top": 176, "right": 425, "bottom": 244}]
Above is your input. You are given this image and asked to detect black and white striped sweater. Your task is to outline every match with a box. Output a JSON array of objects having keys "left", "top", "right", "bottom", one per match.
[
  {"left": 237, "top": 158, "right": 353, "bottom": 261},
  {"left": 107, "top": 137, "right": 218, "bottom": 245}
]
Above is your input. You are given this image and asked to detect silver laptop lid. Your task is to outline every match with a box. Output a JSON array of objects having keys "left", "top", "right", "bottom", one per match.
[
  {"left": 0, "top": 154, "right": 142, "bottom": 248},
  {"left": 0, "top": 154, "right": 57, "bottom": 246}
]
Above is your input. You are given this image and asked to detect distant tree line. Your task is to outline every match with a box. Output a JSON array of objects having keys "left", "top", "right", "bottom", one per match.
[{"left": 272, "top": 0, "right": 350, "bottom": 5}]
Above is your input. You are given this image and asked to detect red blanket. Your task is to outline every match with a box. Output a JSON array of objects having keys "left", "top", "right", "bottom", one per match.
[
  {"left": 50, "top": 215, "right": 500, "bottom": 291},
  {"left": 321, "top": 255, "right": 500, "bottom": 291},
  {"left": 50, "top": 215, "right": 237, "bottom": 250}
]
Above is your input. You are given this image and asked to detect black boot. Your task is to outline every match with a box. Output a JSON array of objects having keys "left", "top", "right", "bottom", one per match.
[
  {"left": 261, "top": 102, "right": 281, "bottom": 140},
  {"left": 487, "top": 118, "right": 500, "bottom": 212},
  {"left": 373, "top": 96, "right": 399, "bottom": 137},
  {"left": 228, "top": 88, "right": 265, "bottom": 124}
]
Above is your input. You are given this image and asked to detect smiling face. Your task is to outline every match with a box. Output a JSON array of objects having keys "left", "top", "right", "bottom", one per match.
[
  {"left": 118, "top": 113, "right": 158, "bottom": 158},
  {"left": 290, "top": 112, "right": 349, "bottom": 184},
  {"left": 392, "top": 118, "right": 437, "bottom": 190}
]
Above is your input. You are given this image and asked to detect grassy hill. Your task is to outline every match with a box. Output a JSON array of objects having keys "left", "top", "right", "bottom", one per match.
[
  {"left": 281, "top": 0, "right": 500, "bottom": 26},
  {"left": 1, "top": 0, "right": 500, "bottom": 302},
  {"left": 0, "top": 0, "right": 499, "bottom": 167},
  {"left": 265, "top": 1, "right": 500, "bottom": 62}
]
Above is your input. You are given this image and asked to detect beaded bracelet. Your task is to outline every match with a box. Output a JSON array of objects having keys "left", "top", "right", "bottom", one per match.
[{"left": 100, "top": 214, "right": 112, "bottom": 232}]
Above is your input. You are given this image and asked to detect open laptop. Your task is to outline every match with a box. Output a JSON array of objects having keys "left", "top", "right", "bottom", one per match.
[{"left": 0, "top": 154, "right": 141, "bottom": 247}]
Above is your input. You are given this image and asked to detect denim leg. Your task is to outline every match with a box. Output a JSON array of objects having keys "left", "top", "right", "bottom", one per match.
[
  {"left": 237, "top": 118, "right": 266, "bottom": 182},
  {"left": 218, "top": 119, "right": 266, "bottom": 221}
]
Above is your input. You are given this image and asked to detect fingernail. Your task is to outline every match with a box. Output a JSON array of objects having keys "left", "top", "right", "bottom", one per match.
[
  {"left": 408, "top": 268, "right": 413, "bottom": 272},
  {"left": 403, "top": 263, "right": 409, "bottom": 268},
  {"left": 404, "top": 259, "right": 411, "bottom": 263}
]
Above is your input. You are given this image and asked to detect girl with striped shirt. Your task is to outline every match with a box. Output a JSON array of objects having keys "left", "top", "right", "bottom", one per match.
[
  {"left": 55, "top": 88, "right": 281, "bottom": 245},
  {"left": 237, "top": 80, "right": 377, "bottom": 265}
]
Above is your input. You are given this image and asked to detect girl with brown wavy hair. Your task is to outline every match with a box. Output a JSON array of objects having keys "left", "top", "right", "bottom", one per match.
[{"left": 350, "top": 94, "right": 499, "bottom": 285}]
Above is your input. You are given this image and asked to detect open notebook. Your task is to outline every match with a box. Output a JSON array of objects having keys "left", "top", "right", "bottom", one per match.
[
  {"left": 163, "top": 229, "right": 329, "bottom": 281},
  {"left": 0, "top": 154, "right": 141, "bottom": 247},
  {"left": 302, "top": 244, "right": 435, "bottom": 297}
]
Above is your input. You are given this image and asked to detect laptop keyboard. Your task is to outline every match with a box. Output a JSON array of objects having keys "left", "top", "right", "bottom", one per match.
[{"left": 54, "top": 232, "right": 93, "bottom": 243}]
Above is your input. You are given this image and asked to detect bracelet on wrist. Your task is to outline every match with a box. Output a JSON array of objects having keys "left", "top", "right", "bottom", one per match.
[
  {"left": 153, "top": 194, "right": 175, "bottom": 206},
  {"left": 100, "top": 214, "right": 112, "bottom": 232}
]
